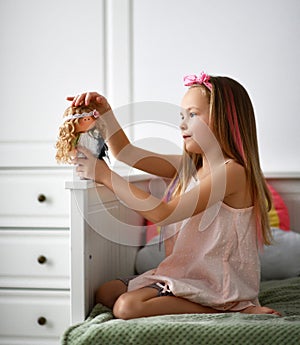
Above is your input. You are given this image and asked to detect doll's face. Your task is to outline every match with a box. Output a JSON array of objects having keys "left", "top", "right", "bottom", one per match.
[{"left": 74, "top": 116, "right": 96, "bottom": 133}]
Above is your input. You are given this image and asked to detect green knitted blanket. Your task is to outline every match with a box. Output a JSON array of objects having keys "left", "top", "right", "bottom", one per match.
[{"left": 62, "top": 277, "right": 300, "bottom": 345}]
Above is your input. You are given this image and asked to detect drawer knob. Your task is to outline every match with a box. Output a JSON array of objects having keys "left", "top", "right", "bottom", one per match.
[
  {"left": 37, "top": 316, "right": 47, "bottom": 326},
  {"left": 37, "top": 194, "right": 46, "bottom": 203},
  {"left": 37, "top": 255, "right": 47, "bottom": 264}
]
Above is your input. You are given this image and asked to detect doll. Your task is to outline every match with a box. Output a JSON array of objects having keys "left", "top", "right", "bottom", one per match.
[{"left": 56, "top": 105, "right": 108, "bottom": 164}]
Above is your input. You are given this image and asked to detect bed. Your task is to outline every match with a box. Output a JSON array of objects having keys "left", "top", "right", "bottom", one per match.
[{"left": 63, "top": 174, "right": 300, "bottom": 345}]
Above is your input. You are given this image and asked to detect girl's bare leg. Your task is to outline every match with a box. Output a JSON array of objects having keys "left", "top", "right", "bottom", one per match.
[
  {"left": 95, "top": 280, "right": 127, "bottom": 309},
  {"left": 113, "top": 287, "right": 219, "bottom": 320},
  {"left": 97, "top": 282, "right": 282, "bottom": 318}
]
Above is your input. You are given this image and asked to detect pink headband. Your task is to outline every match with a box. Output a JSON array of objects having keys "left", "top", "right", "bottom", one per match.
[{"left": 183, "top": 71, "right": 212, "bottom": 91}]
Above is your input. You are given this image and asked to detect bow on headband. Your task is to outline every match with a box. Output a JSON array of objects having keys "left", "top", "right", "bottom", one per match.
[{"left": 183, "top": 72, "right": 212, "bottom": 91}]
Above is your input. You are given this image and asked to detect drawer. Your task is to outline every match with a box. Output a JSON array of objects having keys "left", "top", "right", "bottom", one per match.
[
  {"left": 0, "top": 289, "right": 70, "bottom": 345},
  {"left": 0, "top": 169, "right": 72, "bottom": 227},
  {"left": 0, "top": 230, "right": 69, "bottom": 289}
]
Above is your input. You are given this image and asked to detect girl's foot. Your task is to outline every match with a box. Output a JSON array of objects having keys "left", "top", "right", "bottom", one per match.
[{"left": 241, "top": 306, "right": 281, "bottom": 316}]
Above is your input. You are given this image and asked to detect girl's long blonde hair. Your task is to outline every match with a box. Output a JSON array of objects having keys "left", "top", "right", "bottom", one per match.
[{"left": 168, "top": 76, "right": 272, "bottom": 245}]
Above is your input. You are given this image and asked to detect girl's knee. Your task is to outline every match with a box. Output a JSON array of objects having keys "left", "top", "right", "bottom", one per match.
[
  {"left": 95, "top": 280, "right": 127, "bottom": 309},
  {"left": 95, "top": 284, "right": 109, "bottom": 305},
  {"left": 113, "top": 293, "right": 142, "bottom": 320},
  {"left": 113, "top": 287, "right": 159, "bottom": 319}
]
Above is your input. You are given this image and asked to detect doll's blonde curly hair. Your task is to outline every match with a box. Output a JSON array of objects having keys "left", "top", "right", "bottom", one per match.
[{"left": 56, "top": 105, "right": 95, "bottom": 164}]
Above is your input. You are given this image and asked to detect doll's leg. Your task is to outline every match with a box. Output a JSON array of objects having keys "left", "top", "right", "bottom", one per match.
[
  {"left": 95, "top": 280, "right": 127, "bottom": 309},
  {"left": 113, "top": 287, "right": 219, "bottom": 320}
]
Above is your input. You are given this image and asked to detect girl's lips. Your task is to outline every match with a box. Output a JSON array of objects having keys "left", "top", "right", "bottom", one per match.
[{"left": 183, "top": 135, "right": 191, "bottom": 139}]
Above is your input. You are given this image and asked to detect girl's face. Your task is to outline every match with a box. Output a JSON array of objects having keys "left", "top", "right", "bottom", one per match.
[{"left": 180, "top": 87, "right": 210, "bottom": 154}]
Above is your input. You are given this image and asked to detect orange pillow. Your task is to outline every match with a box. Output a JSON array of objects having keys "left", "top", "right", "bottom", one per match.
[
  {"left": 267, "top": 183, "right": 290, "bottom": 231},
  {"left": 146, "top": 220, "right": 161, "bottom": 243}
]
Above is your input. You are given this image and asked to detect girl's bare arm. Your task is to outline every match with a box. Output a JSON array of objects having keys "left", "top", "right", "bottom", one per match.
[
  {"left": 68, "top": 92, "right": 181, "bottom": 178},
  {"left": 76, "top": 147, "right": 247, "bottom": 227}
]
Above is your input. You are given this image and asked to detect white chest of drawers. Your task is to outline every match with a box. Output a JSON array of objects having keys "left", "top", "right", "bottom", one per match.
[{"left": 0, "top": 168, "right": 72, "bottom": 345}]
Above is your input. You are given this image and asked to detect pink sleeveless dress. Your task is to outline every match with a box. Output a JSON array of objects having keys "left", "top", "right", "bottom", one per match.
[{"left": 128, "top": 181, "right": 260, "bottom": 311}]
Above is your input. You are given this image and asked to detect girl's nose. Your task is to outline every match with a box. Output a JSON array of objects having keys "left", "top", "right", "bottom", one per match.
[{"left": 180, "top": 118, "right": 187, "bottom": 130}]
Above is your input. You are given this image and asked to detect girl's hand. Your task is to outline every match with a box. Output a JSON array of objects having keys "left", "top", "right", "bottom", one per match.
[
  {"left": 73, "top": 146, "right": 111, "bottom": 184},
  {"left": 66, "top": 92, "right": 111, "bottom": 115}
]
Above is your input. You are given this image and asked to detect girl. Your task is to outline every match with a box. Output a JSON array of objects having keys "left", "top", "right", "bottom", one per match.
[{"left": 69, "top": 72, "right": 281, "bottom": 319}]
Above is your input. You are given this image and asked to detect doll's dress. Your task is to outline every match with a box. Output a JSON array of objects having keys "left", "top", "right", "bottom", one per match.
[
  {"left": 77, "top": 131, "right": 107, "bottom": 159},
  {"left": 128, "top": 177, "right": 260, "bottom": 311}
]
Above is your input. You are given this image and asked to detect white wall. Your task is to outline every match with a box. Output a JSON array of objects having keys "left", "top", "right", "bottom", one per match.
[
  {"left": 0, "top": 0, "right": 106, "bottom": 166},
  {"left": 131, "top": 0, "right": 300, "bottom": 174},
  {"left": 1, "top": 0, "right": 299, "bottom": 174}
]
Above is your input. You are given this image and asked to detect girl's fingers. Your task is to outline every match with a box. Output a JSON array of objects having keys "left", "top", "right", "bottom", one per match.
[
  {"left": 85, "top": 92, "right": 104, "bottom": 105},
  {"left": 66, "top": 92, "right": 105, "bottom": 107},
  {"left": 96, "top": 95, "right": 103, "bottom": 103},
  {"left": 71, "top": 158, "right": 86, "bottom": 167},
  {"left": 66, "top": 94, "right": 86, "bottom": 107},
  {"left": 84, "top": 92, "right": 93, "bottom": 105},
  {"left": 76, "top": 146, "right": 93, "bottom": 158},
  {"left": 74, "top": 94, "right": 86, "bottom": 107}
]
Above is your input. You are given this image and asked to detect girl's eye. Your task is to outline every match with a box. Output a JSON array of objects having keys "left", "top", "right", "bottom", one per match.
[{"left": 189, "top": 112, "right": 197, "bottom": 118}]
